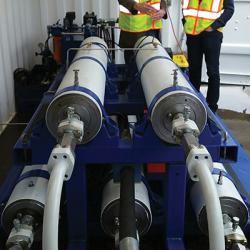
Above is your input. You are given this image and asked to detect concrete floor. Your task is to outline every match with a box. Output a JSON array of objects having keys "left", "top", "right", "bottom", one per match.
[{"left": 218, "top": 109, "right": 250, "bottom": 156}]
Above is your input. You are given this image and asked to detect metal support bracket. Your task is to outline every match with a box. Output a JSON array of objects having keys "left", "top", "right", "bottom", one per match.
[
  {"left": 47, "top": 146, "right": 75, "bottom": 181},
  {"left": 186, "top": 145, "right": 213, "bottom": 181}
]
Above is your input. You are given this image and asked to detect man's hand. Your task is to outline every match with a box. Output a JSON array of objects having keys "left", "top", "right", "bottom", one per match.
[
  {"left": 205, "top": 26, "right": 214, "bottom": 32},
  {"left": 151, "top": 9, "right": 166, "bottom": 21},
  {"left": 134, "top": 2, "right": 157, "bottom": 15}
]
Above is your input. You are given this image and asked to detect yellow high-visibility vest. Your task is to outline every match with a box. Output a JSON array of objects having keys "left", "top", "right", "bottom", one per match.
[
  {"left": 119, "top": 0, "right": 162, "bottom": 33},
  {"left": 182, "top": 0, "right": 224, "bottom": 35}
]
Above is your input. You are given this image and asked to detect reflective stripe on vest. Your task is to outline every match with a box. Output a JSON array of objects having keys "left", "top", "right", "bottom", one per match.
[
  {"left": 182, "top": 0, "right": 224, "bottom": 35},
  {"left": 183, "top": 9, "right": 224, "bottom": 19},
  {"left": 119, "top": 0, "right": 162, "bottom": 32}
]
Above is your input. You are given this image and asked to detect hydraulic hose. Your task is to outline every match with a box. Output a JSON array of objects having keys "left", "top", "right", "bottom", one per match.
[
  {"left": 195, "top": 163, "right": 225, "bottom": 250},
  {"left": 119, "top": 166, "right": 139, "bottom": 250},
  {"left": 42, "top": 161, "right": 68, "bottom": 250}
]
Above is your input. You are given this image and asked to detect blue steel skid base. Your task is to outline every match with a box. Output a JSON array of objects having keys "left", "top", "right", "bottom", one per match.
[{"left": 0, "top": 62, "right": 250, "bottom": 250}]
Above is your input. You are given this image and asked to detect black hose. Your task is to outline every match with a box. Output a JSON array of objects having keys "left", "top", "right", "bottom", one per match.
[{"left": 119, "top": 166, "right": 137, "bottom": 240}]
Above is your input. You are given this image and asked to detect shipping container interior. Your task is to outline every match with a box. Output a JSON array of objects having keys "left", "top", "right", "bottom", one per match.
[{"left": 0, "top": 1, "right": 250, "bottom": 250}]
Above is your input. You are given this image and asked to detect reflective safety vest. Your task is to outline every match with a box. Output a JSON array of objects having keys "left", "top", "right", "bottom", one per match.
[
  {"left": 182, "top": 0, "right": 224, "bottom": 35},
  {"left": 119, "top": 0, "right": 162, "bottom": 33}
]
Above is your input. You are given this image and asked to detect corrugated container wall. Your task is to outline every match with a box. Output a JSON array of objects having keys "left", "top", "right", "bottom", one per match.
[
  {"left": 39, "top": 0, "right": 119, "bottom": 38},
  {"left": 0, "top": 0, "right": 43, "bottom": 133},
  {"left": 0, "top": 0, "right": 191, "bottom": 134},
  {"left": 0, "top": 0, "right": 119, "bottom": 134}
]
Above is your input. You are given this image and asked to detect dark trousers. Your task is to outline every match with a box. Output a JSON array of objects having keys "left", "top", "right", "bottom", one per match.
[{"left": 186, "top": 31, "right": 223, "bottom": 112}]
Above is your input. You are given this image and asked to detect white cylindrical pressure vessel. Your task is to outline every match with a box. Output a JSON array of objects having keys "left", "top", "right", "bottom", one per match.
[
  {"left": 46, "top": 37, "right": 108, "bottom": 144},
  {"left": 190, "top": 162, "right": 249, "bottom": 234},
  {"left": 135, "top": 36, "right": 207, "bottom": 144},
  {"left": 1, "top": 165, "right": 49, "bottom": 238},
  {"left": 101, "top": 179, "right": 152, "bottom": 238}
]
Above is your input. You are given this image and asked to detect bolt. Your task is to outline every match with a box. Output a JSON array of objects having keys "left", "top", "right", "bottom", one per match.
[
  {"left": 223, "top": 131, "right": 228, "bottom": 142},
  {"left": 183, "top": 106, "right": 191, "bottom": 121},
  {"left": 13, "top": 219, "right": 21, "bottom": 232},
  {"left": 114, "top": 217, "right": 120, "bottom": 227},
  {"left": 67, "top": 107, "right": 75, "bottom": 120},
  {"left": 168, "top": 113, "right": 173, "bottom": 119},
  {"left": 17, "top": 213, "right": 22, "bottom": 220},
  {"left": 73, "top": 69, "right": 80, "bottom": 86},
  {"left": 217, "top": 171, "right": 223, "bottom": 185},
  {"left": 21, "top": 215, "right": 33, "bottom": 226},
  {"left": 232, "top": 217, "right": 240, "bottom": 231},
  {"left": 28, "top": 181, "right": 34, "bottom": 187},
  {"left": 153, "top": 42, "right": 158, "bottom": 48},
  {"left": 172, "top": 69, "right": 178, "bottom": 86}
]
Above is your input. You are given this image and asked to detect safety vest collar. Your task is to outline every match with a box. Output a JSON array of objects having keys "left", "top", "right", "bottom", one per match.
[{"left": 182, "top": 0, "right": 223, "bottom": 12}]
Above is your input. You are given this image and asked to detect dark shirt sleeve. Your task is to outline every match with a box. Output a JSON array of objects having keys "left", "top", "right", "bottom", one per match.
[
  {"left": 161, "top": 0, "right": 168, "bottom": 19},
  {"left": 211, "top": 0, "right": 234, "bottom": 30},
  {"left": 118, "top": 0, "right": 168, "bottom": 18},
  {"left": 118, "top": 0, "right": 137, "bottom": 14}
]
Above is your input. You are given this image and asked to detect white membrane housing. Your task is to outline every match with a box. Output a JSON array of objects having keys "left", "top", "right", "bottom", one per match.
[
  {"left": 1, "top": 165, "right": 48, "bottom": 237},
  {"left": 190, "top": 162, "right": 248, "bottom": 234},
  {"left": 135, "top": 36, "right": 207, "bottom": 143},
  {"left": 46, "top": 37, "right": 108, "bottom": 144},
  {"left": 101, "top": 180, "right": 152, "bottom": 238}
]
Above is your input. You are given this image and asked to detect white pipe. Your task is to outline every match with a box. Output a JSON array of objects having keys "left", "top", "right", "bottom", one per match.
[
  {"left": 42, "top": 161, "right": 67, "bottom": 250},
  {"left": 195, "top": 164, "right": 225, "bottom": 250}
]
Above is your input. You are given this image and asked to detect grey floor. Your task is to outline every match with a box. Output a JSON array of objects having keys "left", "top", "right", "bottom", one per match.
[{"left": 218, "top": 109, "right": 250, "bottom": 156}]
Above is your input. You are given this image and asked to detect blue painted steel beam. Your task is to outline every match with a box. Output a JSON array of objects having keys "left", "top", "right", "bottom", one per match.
[
  {"left": 165, "top": 165, "right": 187, "bottom": 250},
  {"left": 66, "top": 164, "right": 87, "bottom": 250},
  {"left": 166, "top": 239, "right": 185, "bottom": 250}
]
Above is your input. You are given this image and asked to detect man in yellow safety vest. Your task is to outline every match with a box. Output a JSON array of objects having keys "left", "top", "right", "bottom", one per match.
[
  {"left": 182, "top": 0, "right": 234, "bottom": 112},
  {"left": 118, "top": 0, "right": 167, "bottom": 63}
]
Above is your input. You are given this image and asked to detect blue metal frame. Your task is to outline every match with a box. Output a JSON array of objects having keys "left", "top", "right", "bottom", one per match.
[
  {"left": 66, "top": 163, "right": 87, "bottom": 250},
  {"left": 1, "top": 49, "right": 250, "bottom": 250},
  {"left": 165, "top": 164, "right": 187, "bottom": 250}
]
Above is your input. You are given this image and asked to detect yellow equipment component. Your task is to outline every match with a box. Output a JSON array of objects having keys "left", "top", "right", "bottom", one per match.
[{"left": 173, "top": 54, "right": 189, "bottom": 68}]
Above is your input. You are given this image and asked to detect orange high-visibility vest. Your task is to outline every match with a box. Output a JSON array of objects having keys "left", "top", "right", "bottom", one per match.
[
  {"left": 182, "top": 0, "right": 224, "bottom": 35},
  {"left": 119, "top": 0, "right": 162, "bottom": 33}
]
